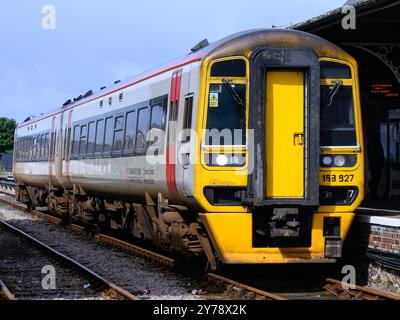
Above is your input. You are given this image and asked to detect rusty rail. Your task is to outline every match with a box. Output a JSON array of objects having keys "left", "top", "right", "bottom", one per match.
[
  {"left": 207, "top": 273, "right": 287, "bottom": 300},
  {"left": 0, "top": 218, "right": 138, "bottom": 300},
  {"left": 0, "top": 194, "right": 175, "bottom": 267},
  {"left": 324, "top": 278, "right": 400, "bottom": 300}
]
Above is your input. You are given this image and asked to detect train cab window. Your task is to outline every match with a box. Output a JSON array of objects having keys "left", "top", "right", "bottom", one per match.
[
  {"left": 206, "top": 83, "right": 246, "bottom": 145},
  {"left": 320, "top": 61, "right": 351, "bottom": 79},
  {"left": 95, "top": 119, "right": 105, "bottom": 154},
  {"left": 320, "top": 85, "right": 356, "bottom": 146},
  {"left": 211, "top": 59, "right": 246, "bottom": 77},
  {"left": 79, "top": 125, "right": 87, "bottom": 158},
  {"left": 124, "top": 111, "right": 136, "bottom": 153},
  {"left": 182, "top": 96, "right": 194, "bottom": 142},
  {"left": 87, "top": 121, "right": 96, "bottom": 155},
  {"left": 72, "top": 125, "right": 80, "bottom": 159},
  {"left": 113, "top": 115, "right": 124, "bottom": 152},
  {"left": 136, "top": 107, "right": 149, "bottom": 152},
  {"left": 103, "top": 117, "right": 113, "bottom": 154}
]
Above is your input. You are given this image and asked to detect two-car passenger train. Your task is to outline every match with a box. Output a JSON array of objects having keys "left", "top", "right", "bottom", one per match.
[{"left": 13, "top": 29, "right": 364, "bottom": 269}]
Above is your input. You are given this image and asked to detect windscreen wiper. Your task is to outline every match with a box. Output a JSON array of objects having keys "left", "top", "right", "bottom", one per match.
[
  {"left": 222, "top": 79, "right": 244, "bottom": 107},
  {"left": 322, "top": 80, "right": 343, "bottom": 107}
]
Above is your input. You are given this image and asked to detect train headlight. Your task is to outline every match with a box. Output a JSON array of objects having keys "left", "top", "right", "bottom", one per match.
[
  {"left": 320, "top": 154, "right": 357, "bottom": 168},
  {"left": 206, "top": 153, "right": 246, "bottom": 167},
  {"left": 215, "top": 154, "right": 229, "bottom": 166},
  {"left": 334, "top": 155, "right": 346, "bottom": 167},
  {"left": 322, "top": 156, "right": 333, "bottom": 166}
]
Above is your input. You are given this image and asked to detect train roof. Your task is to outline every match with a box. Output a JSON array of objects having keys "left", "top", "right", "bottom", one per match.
[{"left": 18, "top": 28, "right": 352, "bottom": 129}]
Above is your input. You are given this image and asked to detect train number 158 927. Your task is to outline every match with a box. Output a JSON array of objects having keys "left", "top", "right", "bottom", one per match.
[{"left": 321, "top": 174, "right": 354, "bottom": 183}]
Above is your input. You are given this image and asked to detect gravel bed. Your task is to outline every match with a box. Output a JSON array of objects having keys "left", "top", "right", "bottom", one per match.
[{"left": 0, "top": 199, "right": 203, "bottom": 300}]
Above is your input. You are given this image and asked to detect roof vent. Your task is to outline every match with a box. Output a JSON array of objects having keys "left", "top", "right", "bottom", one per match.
[
  {"left": 191, "top": 39, "right": 209, "bottom": 52},
  {"left": 62, "top": 99, "right": 72, "bottom": 107},
  {"left": 83, "top": 90, "right": 93, "bottom": 98}
]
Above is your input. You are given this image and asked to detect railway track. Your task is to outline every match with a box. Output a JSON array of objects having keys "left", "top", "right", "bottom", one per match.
[
  {"left": 0, "top": 219, "right": 137, "bottom": 300},
  {"left": 1, "top": 192, "right": 399, "bottom": 301}
]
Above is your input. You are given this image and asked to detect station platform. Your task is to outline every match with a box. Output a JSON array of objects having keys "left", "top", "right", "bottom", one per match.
[{"left": 351, "top": 202, "right": 400, "bottom": 268}]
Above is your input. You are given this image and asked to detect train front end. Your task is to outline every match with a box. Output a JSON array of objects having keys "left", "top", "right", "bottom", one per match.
[{"left": 195, "top": 35, "right": 364, "bottom": 264}]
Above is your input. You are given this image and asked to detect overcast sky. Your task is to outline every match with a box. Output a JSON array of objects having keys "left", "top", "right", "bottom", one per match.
[{"left": 0, "top": 0, "right": 345, "bottom": 124}]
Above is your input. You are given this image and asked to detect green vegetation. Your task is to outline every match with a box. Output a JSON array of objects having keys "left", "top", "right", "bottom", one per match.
[{"left": 0, "top": 117, "right": 17, "bottom": 154}]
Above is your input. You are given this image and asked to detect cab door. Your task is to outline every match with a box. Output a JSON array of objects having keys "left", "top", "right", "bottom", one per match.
[
  {"left": 247, "top": 48, "right": 320, "bottom": 206},
  {"left": 265, "top": 70, "right": 305, "bottom": 198}
]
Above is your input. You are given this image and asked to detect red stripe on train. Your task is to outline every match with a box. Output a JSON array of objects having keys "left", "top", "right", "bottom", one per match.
[{"left": 166, "top": 70, "right": 182, "bottom": 198}]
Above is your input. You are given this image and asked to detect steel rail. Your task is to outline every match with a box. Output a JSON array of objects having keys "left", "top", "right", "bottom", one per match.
[
  {"left": 0, "top": 195, "right": 175, "bottom": 267},
  {"left": 0, "top": 219, "right": 138, "bottom": 300},
  {"left": 207, "top": 273, "right": 287, "bottom": 300},
  {"left": 325, "top": 278, "right": 400, "bottom": 300},
  {"left": 0, "top": 278, "right": 15, "bottom": 300}
]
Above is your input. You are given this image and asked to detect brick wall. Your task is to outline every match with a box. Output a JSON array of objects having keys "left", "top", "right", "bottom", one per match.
[{"left": 349, "top": 222, "right": 400, "bottom": 255}]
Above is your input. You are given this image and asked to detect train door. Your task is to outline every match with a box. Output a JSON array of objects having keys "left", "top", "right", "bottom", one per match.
[
  {"left": 247, "top": 48, "right": 320, "bottom": 206},
  {"left": 265, "top": 70, "right": 305, "bottom": 198}
]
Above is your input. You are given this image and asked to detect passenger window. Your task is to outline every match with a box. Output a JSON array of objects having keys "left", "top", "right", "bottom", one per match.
[
  {"left": 29, "top": 137, "right": 33, "bottom": 161},
  {"left": 124, "top": 111, "right": 136, "bottom": 153},
  {"left": 150, "top": 103, "right": 166, "bottom": 130},
  {"left": 45, "top": 133, "right": 50, "bottom": 160},
  {"left": 182, "top": 96, "right": 194, "bottom": 141},
  {"left": 87, "top": 121, "right": 96, "bottom": 155},
  {"left": 95, "top": 119, "right": 105, "bottom": 154},
  {"left": 136, "top": 107, "right": 149, "bottom": 151},
  {"left": 113, "top": 116, "right": 124, "bottom": 152},
  {"left": 103, "top": 117, "right": 113, "bottom": 154},
  {"left": 72, "top": 125, "right": 80, "bottom": 159},
  {"left": 79, "top": 125, "right": 87, "bottom": 157}
]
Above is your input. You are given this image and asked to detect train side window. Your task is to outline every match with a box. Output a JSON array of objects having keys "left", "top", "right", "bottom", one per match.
[
  {"left": 26, "top": 138, "right": 30, "bottom": 161},
  {"left": 72, "top": 125, "right": 80, "bottom": 159},
  {"left": 113, "top": 115, "right": 124, "bottom": 153},
  {"left": 27, "top": 138, "right": 30, "bottom": 161},
  {"left": 45, "top": 133, "right": 50, "bottom": 160},
  {"left": 40, "top": 134, "right": 43, "bottom": 160},
  {"left": 103, "top": 117, "right": 113, "bottom": 154},
  {"left": 25, "top": 138, "right": 29, "bottom": 161},
  {"left": 17, "top": 138, "right": 20, "bottom": 161},
  {"left": 124, "top": 111, "right": 136, "bottom": 153},
  {"left": 35, "top": 135, "right": 39, "bottom": 161},
  {"left": 136, "top": 107, "right": 149, "bottom": 152},
  {"left": 42, "top": 134, "right": 46, "bottom": 160},
  {"left": 150, "top": 103, "right": 166, "bottom": 130},
  {"left": 95, "top": 119, "right": 105, "bottom": 154},
  {"left": 79, "top": 125, "right": 87, "bottom": 158},
  {"left": 182, "top": 95, "right": 194, "bottom": 141},
  {"left": 87, "top": 121, "right": 96, "bottom": 156}
]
